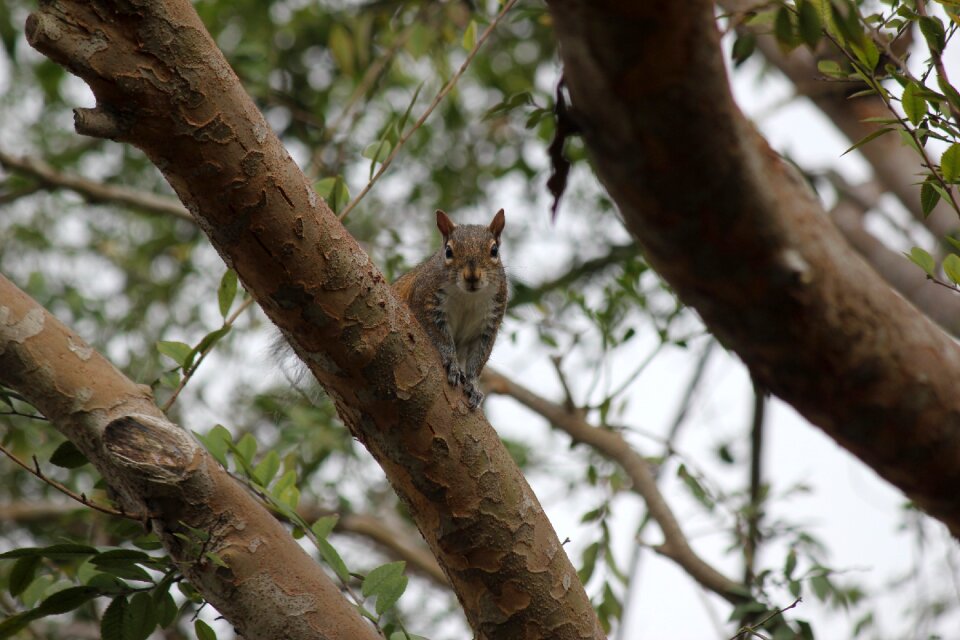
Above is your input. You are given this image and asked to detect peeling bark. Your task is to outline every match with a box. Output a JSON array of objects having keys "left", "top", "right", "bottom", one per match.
[
  {"left": 0, "top": 274, "right": 379, "bottom": 640},
  {"left": 547, "top": 1, "right": 960, "bottom": 537},
  {"left": 23, "top": 1, "right": 602, "bottom": 637}
]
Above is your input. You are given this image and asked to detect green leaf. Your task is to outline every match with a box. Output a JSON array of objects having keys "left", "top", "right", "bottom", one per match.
[
  {"left": 204, "top": 552, "right": 229, "bottom": 568},
  {"left": 195, "top": 326, "right": 230, "bottom": 355},
  {"left": 944, "top": 234, "right": 960, "bottom": 254},
  {"left": 797, "top": 0, "right": 822, "bottom": 48},
  {"left": 315, "top": 176, "right": 351, "bottom": 212},
  {"left": 253, "top": 450, "right": 281, "bottom": 487},
  {"left": 919, "top": 16, "right": 946, "bottom": 54},
  {"left": 195, "top": 619, "right": 217, "bottom": 640},
  {"left": 100, "top": 595, "right": 127, "bottom": 640},
  {"left": 278, "top": 484, "right": 300, "bottom": 511},
  {"left": 677, "top": 464, "right": 714, "bottom": 510},
  {"left": 235, "top": 433, "right": 258, "bottom": 465},
  {"left": 841, "top": 127, "right": 892, "bottom": 156},
  {"left": 816, "top": 59, "right": 844, "bottom": 78},
  {"left": 316, "top": 538, "right": 350, "bottom": 583},
  {"left": 36, "top": 585, "right": 100, "bottom": 615},
  {"left": 462, "top": 20, "right": 477, "bottom": 51},
  {"left": 155, "top": 591, "right": 178, "bottom": 628},
  {"left": 921, "top": 179, "right": 941, "bottom": 217},
  {"left": 311, "top": 515, "right": 339, "bottom": 540},
  {"left": 328, "top": 25, "right": 355, "bottom": 75},
  {"left": 156, "top": 341, "right": 192, "bottom": 367},
  {"left": 578, "top": 541, "right": 599, "bottom": 585},
  {"left": 362, "top": 561, "right": 406, "bottom": 598},
  {"left": 48, "top": 440, "right": 89, "bottom": 469},
  {"left": 943, "top": 254, "right": 960, "bottom": 284},
  {"left": 361, "top": 140, "right": 392, "bottom": 164},
  {"left": 374, "top": 575, "right": 407, "bottom": 615},
  {"left": 784, "top": 549, "right": 798, "bottom": 580},
  {"left": 852, "top": 38, "right": 879, "bottom": 71},
  {"left": 124, "top": 592, "right": 158, "bottom": 640},
  {"left": 9, "top": 556, "right": 40, "bottom": 598},
  {"left": 731, "top": 33, "right": 756, "bottom": 67},
  {"left": 0, "top": 543, "right": 98, "bottom": 560},
  {"left": 902, "top": 82, "right": 928, "bottom": 125},
  {"left": 195, "top": 424, "right": 232, "bottom": 468},
  {"left": 905, "top": 246, "right": 936, "bottom": 276},
  {"left": 942, "top": 144, "right": 960, "bottom": 182},
  {"left": 774, "top": 6, "right": 798, "bottom": 51},
  {"left": 217, "top": 269, "right": 238, "bottom": 318}
]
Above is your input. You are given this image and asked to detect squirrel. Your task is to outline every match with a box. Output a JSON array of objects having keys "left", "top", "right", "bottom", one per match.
[{"left": 393, "top": 209, "right": 507, "bottom": 409}]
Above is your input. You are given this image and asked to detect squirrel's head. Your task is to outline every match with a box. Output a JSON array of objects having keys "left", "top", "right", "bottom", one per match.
[{"left": 436, "top": 208, "right": 505, "bottom": 293}]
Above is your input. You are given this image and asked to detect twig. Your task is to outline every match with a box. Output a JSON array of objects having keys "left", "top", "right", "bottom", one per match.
[
  {"left": 729, "top": 597, "right": 802, "bottom": 640},
  {"left": 916, "top": 1, "right": 960, "bottom": 125},
  {"left": 0, "top": 441, "right": 137, "bottom": 520},
  {"left": 0, "top": 147, "right": 192, "bottom": 221},
  {"left": 161, "top": 296, "right": 255, "bottom": 412},
  {"left": 337, "top": 0, "right": 520, "bottom": 220},
  {"left": 741, "top": 380, "right": 767, "bottom": 616},
  {"left": 306, "top": 8, "right": 431, "bottom": 181}
]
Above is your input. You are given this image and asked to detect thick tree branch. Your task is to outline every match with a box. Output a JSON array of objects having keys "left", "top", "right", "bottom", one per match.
[
  {"left": 24, "top": 2, "right": 602, "bottom": 637},
  {"left": 0, "top": 273, "right": 379, "bottom": 640},
  {"left": 547, "top": 1, "right": 960, "bottom": 537},
  {"left": 482, "top": 368, "right": 748, "bottom": 604},
  {"left": 0, "top": 148, "right": 192, "bottom": 221}
]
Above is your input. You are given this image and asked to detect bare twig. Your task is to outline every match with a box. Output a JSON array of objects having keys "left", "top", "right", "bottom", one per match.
[
  {"left": 729, "top": 597, "right": 802, "bottom": 640},
  {"left": 0, "top": 148, "right": 192, "bottom": 221},
  {"left": 337, "top": 0, "right": 520, "bottom": 220},
  {"left": 0, "top": 441, "right": 137, "bottom": 520}
]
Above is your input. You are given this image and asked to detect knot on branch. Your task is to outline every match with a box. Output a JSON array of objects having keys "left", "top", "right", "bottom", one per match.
[{"left": 104, "top": 414, "right": 198, "bottom": 486}]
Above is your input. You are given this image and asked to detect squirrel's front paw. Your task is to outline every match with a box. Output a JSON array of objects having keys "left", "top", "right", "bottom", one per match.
[
  {"left": 443, "top": 358, "right": 465, "bottom": 387},
  {"left": 464, "top": 380, "right": 484, "bottom": 410}
]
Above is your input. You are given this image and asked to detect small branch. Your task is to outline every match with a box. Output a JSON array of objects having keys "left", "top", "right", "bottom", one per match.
[
  {"left": 916, "top": 0, "right": 960, "bottom": 126},
  {"left": 482, "top": 367, "right": 748, "bottom": 604},
  {"left": 0, "top": 441, "right": 137, "bottom": 520},
  {"left": 508, "top": 243, "right": 638, "bottom": 310},
  {"left": 0, "top": 147, "right": 193, "bottom": 221},
  {"left": 729, "top": 597, "right": 802, "bottom": 640},
  {"left": 306, "top": 8, "right": 430, "bottom": 181},
  {"left": 742, "top": 381, "right": 767, "bottom": 598},
  {"left": 337, "top": 0, "right": 520, "bottom": 220},
  {"left": 161, "top": 296, "right": 255, "bottom": 412}
]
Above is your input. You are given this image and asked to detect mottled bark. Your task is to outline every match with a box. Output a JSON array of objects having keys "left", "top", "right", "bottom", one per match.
[
  {"left": 24, "top": 1, "right": 602, "bottom": 637},
  {"left": 0, "top": 275, "right": 378, "bottom": 640},
  {"left": 547, "top": 1, "right": 960, "bottom": 537}
]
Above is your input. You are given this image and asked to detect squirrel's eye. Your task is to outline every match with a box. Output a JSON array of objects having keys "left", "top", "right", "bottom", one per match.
[
  {"left": 490, "top": 243, "right": 499, "bottom": 258},
  {"left": 445, "top": 245, "right": 453, "bottom": 260}
]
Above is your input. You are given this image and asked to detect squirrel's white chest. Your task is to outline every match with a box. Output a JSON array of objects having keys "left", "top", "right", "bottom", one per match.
[{"left": 442, "top": 285, "right": 496, "bottom": 362}]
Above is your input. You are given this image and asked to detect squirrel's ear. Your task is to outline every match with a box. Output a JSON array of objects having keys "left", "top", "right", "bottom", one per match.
[
  {"left": 436, "top": 209, "right": 456, "bottom": 238},
  {"left": 489, "top": 208, "right": 505, "bottom": 239}
]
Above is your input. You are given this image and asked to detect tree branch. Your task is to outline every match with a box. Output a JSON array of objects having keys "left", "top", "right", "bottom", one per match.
[
  {"left": 0, "top": 273, "right": 380, "bottom": 640},
  {"left": 547, "top": 0, "right": 960, "bottom": 537},
  {"left": 482, "top": 368, "right": 748, "bottom": 604},
  {"left": 24, "top": 2, "right": 602, "bottom": 637},
  {"left": 0, "top": 147, "right": 192, "bottom": 221}
]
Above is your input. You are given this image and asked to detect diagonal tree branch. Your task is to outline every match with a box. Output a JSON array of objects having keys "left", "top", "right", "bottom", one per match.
[
  {"left": 482, "top": 368, "right": 748, "bottom": 604},
  {"left": 546, "top": 0, "right": 960, "bottom": 538},
  {"left": 0, "top": 273, "right": 380, "bottom": 640},
  {"left": 23, "top": 2, "right": 603, "bottom": 637},
  {"left": 0, "top": 147, "right": 192, "bottom": 221}
]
